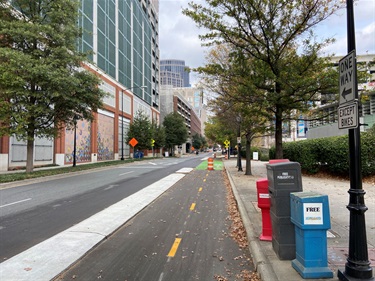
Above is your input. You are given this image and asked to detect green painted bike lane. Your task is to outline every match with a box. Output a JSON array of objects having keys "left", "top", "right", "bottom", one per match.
[{"left": 195, "top": 159, "right": 224, "bottom": 170}]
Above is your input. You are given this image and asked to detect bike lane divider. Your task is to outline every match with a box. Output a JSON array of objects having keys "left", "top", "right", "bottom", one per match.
[
  {"left": 164, "top": 172, "right": 207, "bottom": 262},
  {"left": 167, "top": 238, "right": 182, "bottom": 258}
]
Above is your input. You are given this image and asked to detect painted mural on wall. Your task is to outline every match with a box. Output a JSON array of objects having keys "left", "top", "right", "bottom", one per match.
[
  {"left": 65, "top": 120, "right": 92, "bottom": 163},
  {"left": 97, "top": 113, "right": 114, "bottom": 161}
]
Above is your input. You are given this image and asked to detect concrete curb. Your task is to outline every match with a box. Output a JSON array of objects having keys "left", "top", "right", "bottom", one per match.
[{"left": 225, "top": 167, "right": 278, "bottom": 281}]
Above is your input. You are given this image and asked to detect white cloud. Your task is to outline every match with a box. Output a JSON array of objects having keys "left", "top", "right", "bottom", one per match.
[
  {"left": 318, "top": 0, "right": 375, "bottom": 56},
  {"left": 159, "top": 0, "right": 206, "bottom": 64},
  {"left": 357, "top": 22, "right": 375, "bottom": 53}
]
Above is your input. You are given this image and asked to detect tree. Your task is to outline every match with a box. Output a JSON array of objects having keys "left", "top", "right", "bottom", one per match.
[
  {"left": 183, "top": 0, "right": 340, "bottom": 158},
  {"left": 198, "top": 44, "right": 270, "bottom": 174},
  {"left": 238, "top": 104, "right": 270, "bottom": 175},
  {"left": 204, "top": 117, "right": 233, "bottom": 146},
  {"left": 192, "top": 133, "right": 206, "bottom": 151},
  {"left": 163, "top": 112, "right": 188, "bottom": 155},
  {"left": 126, "top": 110, "right": 152, "bottom": 151},
  {"left": 0, "top": 0, "right": 106, "bottom": 172},
  {"left": 151, "top": 121, "right": 166, "bottom": 152}
]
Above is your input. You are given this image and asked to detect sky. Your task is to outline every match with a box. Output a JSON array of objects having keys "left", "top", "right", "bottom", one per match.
[{"left": 158, "top": 0, "right": 375, "bottom": 86}]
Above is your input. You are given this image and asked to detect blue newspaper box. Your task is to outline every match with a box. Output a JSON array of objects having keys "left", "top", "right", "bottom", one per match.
[{"left": 290, "top": 191, "right": 333, "bottom": 279}]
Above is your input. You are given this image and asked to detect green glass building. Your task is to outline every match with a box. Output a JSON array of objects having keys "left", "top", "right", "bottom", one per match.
[{"left": 78, "top": 0, "right": 159, "bottom": 107}]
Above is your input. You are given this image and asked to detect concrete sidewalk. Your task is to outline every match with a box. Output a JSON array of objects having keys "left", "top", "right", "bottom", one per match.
[{"left": 224, "top": 158, "right": 375, "bottom": 281}]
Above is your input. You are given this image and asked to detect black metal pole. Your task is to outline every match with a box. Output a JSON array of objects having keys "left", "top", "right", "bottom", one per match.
[
  {"left": 338, "top": 1, "right": 373, "bottom": 280},
  {"left": 121, "top": 90, "right": 124, "bottom": 160},
  {"left": 73, "top": 119, "right": 77, "bottom": 167},
  {"left": 237, "top": 122, "right": 242, "bottom": 172}
]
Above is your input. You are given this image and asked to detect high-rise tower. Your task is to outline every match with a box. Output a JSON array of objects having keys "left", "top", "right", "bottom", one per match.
[
  {"left": 160, "top": 59, "right": 190, "bottom": 87},
  {"left": 78, "top": 0, "right": 160, "bottom": 108}
]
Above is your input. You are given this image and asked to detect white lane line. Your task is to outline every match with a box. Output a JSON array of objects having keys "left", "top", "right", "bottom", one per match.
[
  {"left": 176, "top": 168, "right": 193, "bottom": 174},
  {"left": 119, "top": 171, "right": 134, "bottom": 176},
  {"left": 0, "top": 198, "right": 32, "bottom": 208},
  {"left": 164, "top": 162, "right": 178, "bottom": 166},
  {"left": 104, "top": 185, "right": 119, "bottom": 191},
  {"left": 119, "top": 166, "right": 162, "bottom": 169},
  {"left": 148, "top": 162, "right": 157, "bottom": 165}
]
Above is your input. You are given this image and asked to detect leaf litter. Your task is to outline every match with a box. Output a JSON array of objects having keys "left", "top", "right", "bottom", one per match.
[{"left": 216, "top": 169, "right": 260, "bottom": 281}]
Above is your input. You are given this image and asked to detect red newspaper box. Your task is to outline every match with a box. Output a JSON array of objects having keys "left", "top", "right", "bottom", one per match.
[
  {"left": 269, "top": 159, "right": 290, "bottom": 164},
  {"left": 257, "top": 178, "right": 272, "bottom": 241}
]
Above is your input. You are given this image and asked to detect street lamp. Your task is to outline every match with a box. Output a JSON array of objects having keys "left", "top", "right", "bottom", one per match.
[
  {"left": 337, "top": 1, "right": 373, "bottom": 280},
  {"left": 120, "top": 85, "right": 147, "bottom": 160},
  {"left": 236, "top": 115, "right": 243, "bottom": 172}
]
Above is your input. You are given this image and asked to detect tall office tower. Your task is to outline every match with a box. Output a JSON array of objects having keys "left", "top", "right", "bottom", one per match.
[
  {"left": 160, "top": 59, "right": 190, "bottom": 87},
  {"left": 78, "top": 0, "right": 160, "bottom": 109}
]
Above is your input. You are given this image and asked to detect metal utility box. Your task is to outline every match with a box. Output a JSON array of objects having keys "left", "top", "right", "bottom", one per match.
[
  {"left": 266, "top": 162, "right": 303, "bottom": 260},
  {"left": 290, "top": 192, "right": 333, "bottom": 279}
]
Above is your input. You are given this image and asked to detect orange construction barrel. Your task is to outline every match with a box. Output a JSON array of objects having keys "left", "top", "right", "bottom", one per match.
[{"left": 207, "top": 157, "right": 214, "bottom": 170}]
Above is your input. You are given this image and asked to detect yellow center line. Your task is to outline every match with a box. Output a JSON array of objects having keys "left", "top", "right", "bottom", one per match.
[
  {"left": 203, "top": 178, "right": 206, "bottom": 182},
  {"left": 167, "top": 238, "right": 182, "bottom": 257},
  {"left": 198, "top": 187, "right": 203, "bottom": 192},
  {"left": 190, "top": 202, "right": 196, "bottom": 211}
]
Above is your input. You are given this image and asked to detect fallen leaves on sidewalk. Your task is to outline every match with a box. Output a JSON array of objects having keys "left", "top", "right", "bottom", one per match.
[
  {"left": 237, "top": 270, "right": 260, "bottom": 281},
  {"left": 224, "top": 171, "right": 248, "bottom": 249},
  {"left": 214, "top": 274, "right": 228, "bottom": 281},
  {"left": 222, "top": 170, "right": 260, "bottom": 281}
]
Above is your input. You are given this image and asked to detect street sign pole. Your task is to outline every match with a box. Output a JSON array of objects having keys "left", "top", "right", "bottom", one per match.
[
  {"left": 224, "top": 140, "right": 230, "bottom": 159},
  {"left": 338, "top": 0, "right": 373, "bottom": 280}
]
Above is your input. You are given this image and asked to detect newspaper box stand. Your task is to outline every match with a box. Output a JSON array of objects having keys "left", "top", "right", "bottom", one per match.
[
  {"left": 290, "top": 192, "right": 333, "bottom": 279},
  {"left": 256, "top": 160, "right": 289, "bottom": 242},
  {"left": 267, "top": 162, "right": 303, "bottom": 260},
  {"left": 257, "top": 178, "right": 272, "bottom": 241}
]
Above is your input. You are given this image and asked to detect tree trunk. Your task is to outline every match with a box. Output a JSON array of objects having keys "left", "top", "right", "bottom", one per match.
[
  {"left": 275, "top": 105, "right": 283, "bottom": 159},
  {"left": 245, "top": 133, "right": 252, "bottom": 175},
  {"left": 26, "top": 138, "right": 34, "bottom": 173}
]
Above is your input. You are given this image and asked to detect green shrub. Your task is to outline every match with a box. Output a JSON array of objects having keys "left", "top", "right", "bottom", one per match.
[
  {"left": 280, "top": 131, "right": 374, "bottom": 176},
  {"left": 361, "top": 132, "right": 375, "bottom": 176},
  {"left": 284, "top": 140, "right": 319, "bottom": 173},
  {"left": 260, "top": 154, "right": 269, "bottom": 161},
  {"left": 240, "top": 148, "right": 246, "bottom": 158},
  {"left": 269, "top": 146, "right": 276, "bottom": 160}
]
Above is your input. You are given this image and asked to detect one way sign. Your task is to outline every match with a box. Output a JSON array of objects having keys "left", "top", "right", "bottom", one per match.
[{"left": 339, "top": 51, "right": 356, "bottom": 105}]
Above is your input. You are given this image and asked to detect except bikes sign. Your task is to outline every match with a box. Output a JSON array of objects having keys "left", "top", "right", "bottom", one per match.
[{"left": 338, "top": 101, "right": 358, "bottom": 129}]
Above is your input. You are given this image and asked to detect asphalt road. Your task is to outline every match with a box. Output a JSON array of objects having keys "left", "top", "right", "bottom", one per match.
[
  {"left": 57, "top": 168, "right": 255, "bottom": 281},
  {"left": 0, "top": 156, "right": 204, "bottom": 261}
]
